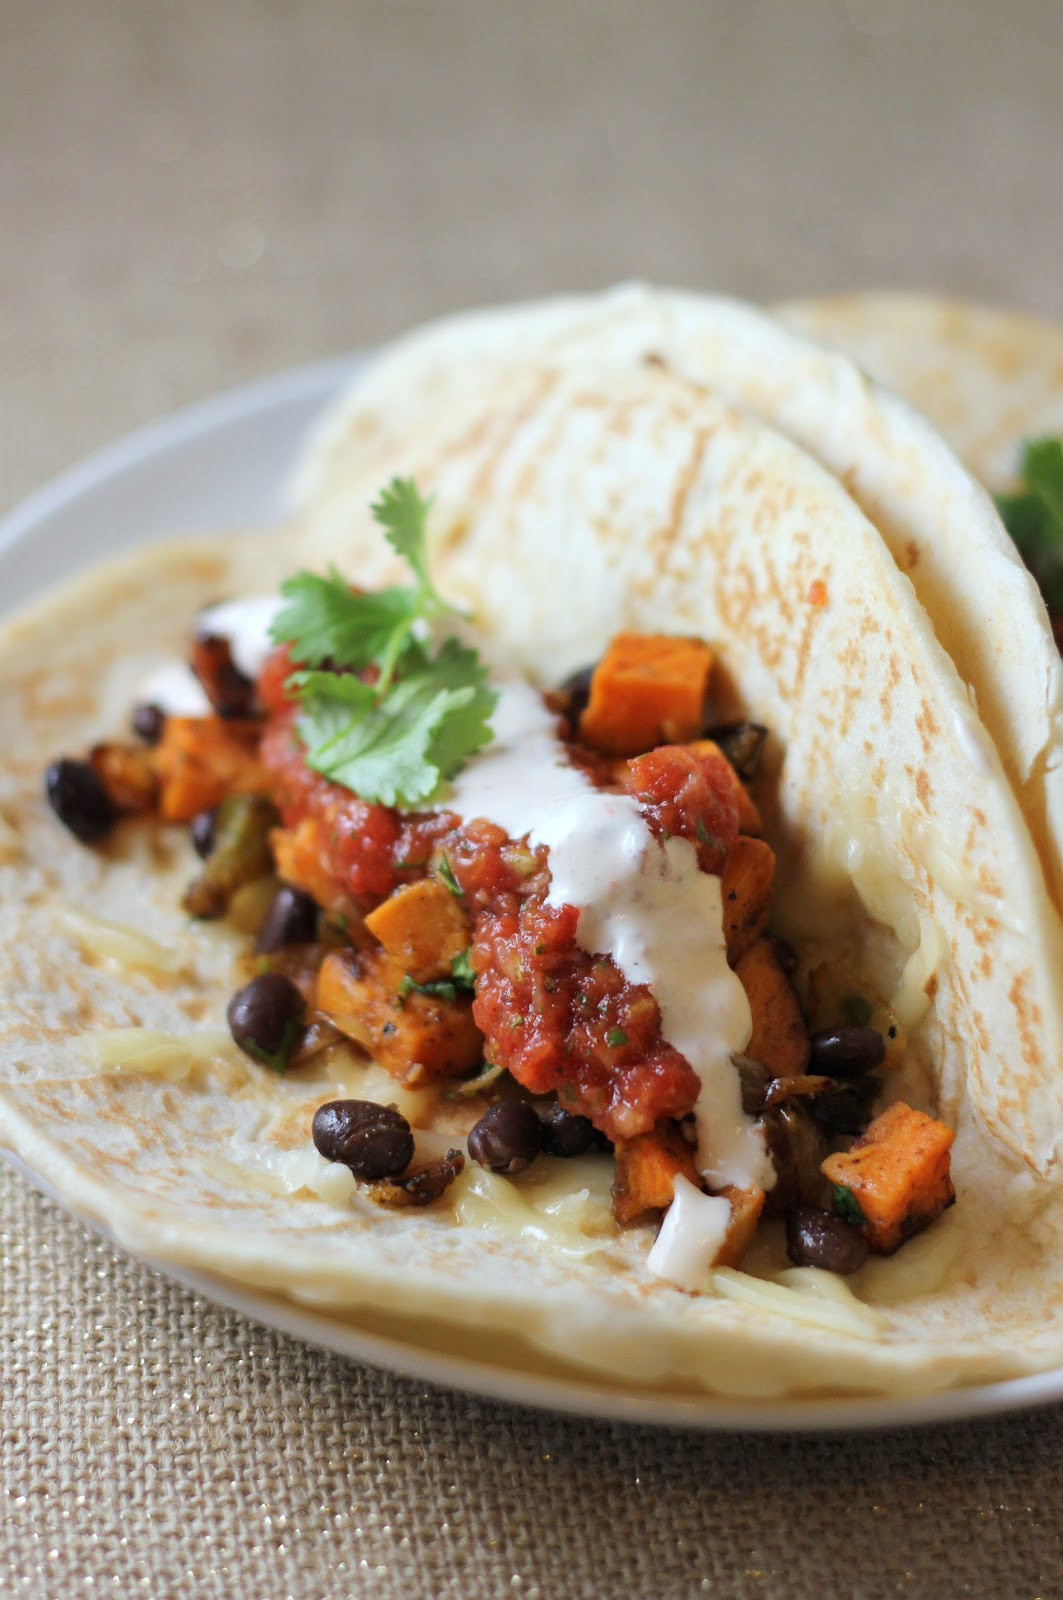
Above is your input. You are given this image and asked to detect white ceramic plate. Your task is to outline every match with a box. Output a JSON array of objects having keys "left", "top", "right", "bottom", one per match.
[{"left": 6, "top": 359, "right": 1063, "bottom": 1432}]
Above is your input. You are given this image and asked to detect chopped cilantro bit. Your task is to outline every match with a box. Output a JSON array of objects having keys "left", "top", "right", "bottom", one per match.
[
  {"left": 510, "top": 1015, "right": 524, "bottom": 1029},
  {"left": 436, "top": 851, "right": 463, "bottom": 898},
  {"left": 995, "top": 438, "right": 1063, "bottom": 614},
  {"left": 397, "top": 973, "right": 458, "bottom": 1005},
  {"left": 832, "top": 1183, "right": 865, "bottom": 1228},
  {"left": 606, "top": 1028, "right": 629, "bottom": 1048},
  {"left": 270, "top": 477, "right": 496, "bottom": 805},
  {"left": 840, "top": 993, "right": 873, "bottom": 1028},
  {"left": 450, "top": 946, "right": 477, "bottom": 990}
]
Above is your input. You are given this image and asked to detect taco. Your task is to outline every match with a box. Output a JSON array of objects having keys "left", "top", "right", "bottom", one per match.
[{"left": 3, "top": 294, "right": 1063, "bottom": 1402}]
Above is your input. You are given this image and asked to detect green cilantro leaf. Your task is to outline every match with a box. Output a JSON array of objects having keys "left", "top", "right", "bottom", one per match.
[
  {"left": 272, "top": 476, "right": 497, "bottom": 807},
  {"left": 832, "top": 1183, "right": 865, "bottom": 1228},
  {"left": 371, "top": 477, "right": 445, "bottom": 603},
  {"left": 397, "top": 973, "right": 458, "bottom": 1005},
  {"left": 606, "top": 1028, "right": 629, "bottom": 1048},
  {"left": 270, "top": 568, "right": 416, "bottom": 677},
  {"left": 450, "top": 946, "right": 477, "bottom": 990},
  {"left": 436, "top": 852, "right": 464, "bottom": 898},
  {"left": 995, "top": 438, "right": 1063, "bottom": 615},
  {"left": 299, "top": 670, "right": 484, "bottom": 807}
]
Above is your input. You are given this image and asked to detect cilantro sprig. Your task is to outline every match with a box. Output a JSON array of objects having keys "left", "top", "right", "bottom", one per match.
[
  {"left": 270, "top": 478, "right": 496, "bottom": 806},
  {"left": 995, "top": 438, "right": 1063, "bottom": 615}
]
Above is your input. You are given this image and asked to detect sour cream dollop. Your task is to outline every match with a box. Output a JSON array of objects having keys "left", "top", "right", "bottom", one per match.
[
  {"left": 442, "top": 682, "right": 773, "bottom": 1196},
  {"left": 137, "top": 595, "right": 283, "bottom": 714}
]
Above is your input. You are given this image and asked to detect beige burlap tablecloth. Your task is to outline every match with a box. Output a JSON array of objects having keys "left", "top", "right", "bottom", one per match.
[{"left": 3, "top": 4, "right": 1063, "bottom": 1594}]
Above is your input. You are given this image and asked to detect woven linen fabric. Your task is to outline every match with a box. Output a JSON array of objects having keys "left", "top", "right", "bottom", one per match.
[
  {"left": 4, "top": 2, "right": 1063, "bottom": 1595},
  {"left": 5, "top": 1168, "right": 1063, "bottom": 1600}
]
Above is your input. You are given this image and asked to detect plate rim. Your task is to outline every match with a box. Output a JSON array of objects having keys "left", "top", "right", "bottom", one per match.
[{"left": 4, "top": 356, "right": 1063, "bottom": 1434}]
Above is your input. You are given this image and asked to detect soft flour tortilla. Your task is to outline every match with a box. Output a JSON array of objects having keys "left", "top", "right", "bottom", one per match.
[
  {"left": 299, "top": 285, "right": 1063, "bottom": 926},
  {"left": 5, "top": 336, "right": 1063, "bottom": 1400}
]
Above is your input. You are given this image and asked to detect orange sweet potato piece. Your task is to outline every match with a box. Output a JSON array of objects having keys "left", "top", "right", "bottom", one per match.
[
  {"left": 721, "top": 836, "right": 775, "bottom": 964},
  {"left": 713, "top": 1184, "right": 766, "bottom": 1268},
  {"left": 735, "top": 938, "right": 810, "bottom": 1078},
  {"left": 151, "top": 716, "right": 269, "bottom": 823},
  {"left": 821, "top": 1100, "right": 955, "bottom": 1255},
  {"left": 579, "top": 633, "right": 713, "bottom": 756},
  {"left": 686, "top": 739, "right": 763, "bottom": 835},
  {"left": 612, "top": 1120, "right": 699, "bottom": 1225},
  {"left": 316, "top": 946, "right": 482, "bottom": 1086},
  {"left": 364, "top": 878, "right": 471, "bottom": 982},
  {"left": 270, "top": 818, "right": 351, "bottom": 920}
]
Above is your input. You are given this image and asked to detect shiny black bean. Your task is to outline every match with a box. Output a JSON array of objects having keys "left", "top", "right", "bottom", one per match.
[
  {"left": 255, "top": 886, "right": 319, "bottom": 953},
  {"left": 226, "top": 973, "right": 305, "bottom": 1070},
  {"left": 809, "top": 1025, "right": 886, "bottom": 1080},
  {"left": 189, "top": 807, "right": 218, "bottom": 859},
  {"left": 468, "top": 1100, "right": 542, "bottom": 1175},
  {"left": 312, "top": 1099, "right": 415, "bottom": 1180},
  {"left": 785, "top": 1205, "right": 868, "bottom": 1274},
  {"left": 810, "top": 1076, "right": 880, "bottom": 1136},
  {"left": 540, "top": 1102, "right": 596, "bottom": 1158},
  {"left": 44, "top": 758, "right": 115, "bottom": 843},
  {"left": 559, "top": 663, "right": 597, "bottom": 727},
  {"left": 702, "top": 721, "right": 768, "bottom": 781},
  {"left": 131, "top": 702, "right": 166, "bottom": 745}
]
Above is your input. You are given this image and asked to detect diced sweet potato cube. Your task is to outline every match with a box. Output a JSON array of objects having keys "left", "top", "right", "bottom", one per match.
[
  {"left": 316, "top": 947, "right": 483, "bottom": 1086},
  {"left": 151, "top": 716, "right": 269, "bottom": 823},
  {"left": 579, "top": 632, "right": 713, "bottom": 756},
  {"left": 821, "top": 1100, "right": 955, "bottom": 1255},
  {"left": 270, "top": 818, "right": 351, "bottom": 920},
  {"left": 712, "top": 1184, "right": 766, "bottom": 1268},
  {"left": 364, "top": 878, "right": 471, "bottom": 983},
  {"left": 612, "top": 1120, "right": 699, "bottom": 1225},
  {"left": 686, "top": 739, "right": 763, "bottom": 835},
  {"left": 721, "top": 836, "right": 775, "bottom": 964},
  {"left": 735, "top": 938, "right": 810, "bottom": 1078}
]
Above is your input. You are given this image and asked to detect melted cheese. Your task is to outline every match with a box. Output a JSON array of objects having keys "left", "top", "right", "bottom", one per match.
[{"left": 58, "top": 907, "right": 184, "bottom": 977}]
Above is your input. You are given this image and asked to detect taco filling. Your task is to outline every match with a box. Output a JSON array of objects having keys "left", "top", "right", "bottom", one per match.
[{"left": 43, "top": 475, "right": 956, "bottom": 1287}]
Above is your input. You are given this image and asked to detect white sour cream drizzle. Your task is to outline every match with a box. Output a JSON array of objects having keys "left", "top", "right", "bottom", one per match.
[
  {"left": 645, "top": 1175, "right": 733, "bottom": 1291},
  {"left": 443, "top": 682, "right": 773, "bottom": 1202},
  {"left": 137, "top": 596, "right": 283, "bottom": 714}
]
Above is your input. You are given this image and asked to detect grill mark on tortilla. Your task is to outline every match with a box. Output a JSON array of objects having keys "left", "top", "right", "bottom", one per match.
[
  {"left": 466, "top": 368, "right": 561, "bottom": 503},
  {"left": 651, "top": 424, "right": 715, "bottom": 563}
]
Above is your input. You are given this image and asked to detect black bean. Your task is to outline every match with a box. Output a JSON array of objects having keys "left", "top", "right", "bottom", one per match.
[
  {"left": 468, "top": 1100, "right": 542, "bottom": 1175},
  {"left": 809, "top": 1025, "right": 886, "bottom": 1080},
  {"left": 255, "top": 886, "right": 319, "bottom": 953},
  {"left": 44, "top": 758, "right": 115, "bottom": 843},
  {"left": 702, "top": 721, "right": 768, "bottom": 780},
  {"left": 540, "top": 1102, "right": 596, "bottom": 1158},
  {"left": 227, "top": 973, "right": 305, "bottom": 1070},
  {"left": 785, "top": 1205, "right": 868, "bottom": 1274},
  {"left": 312, "top": 1099, "right": 415, "bottom": 1180},
  {"left": 559, "top": 663, "right": 597, "bottom": 728},
  {"left": 189, "top": 807, "right": 218, "bottom": 859},
  {"left": 130, "top": 702, "right": 166, "bottom": 745}
]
